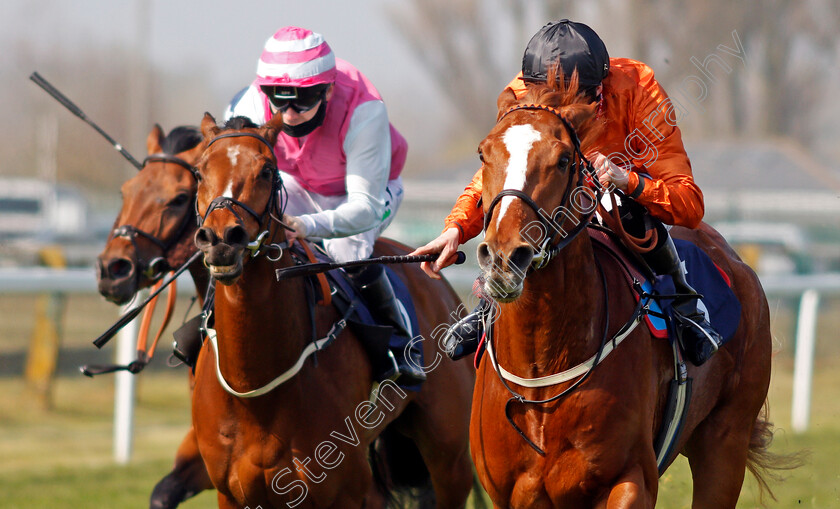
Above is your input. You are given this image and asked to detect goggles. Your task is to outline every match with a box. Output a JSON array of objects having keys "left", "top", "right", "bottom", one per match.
[{"left": 262, "top": 85, "right": 328, "bottom": 113}]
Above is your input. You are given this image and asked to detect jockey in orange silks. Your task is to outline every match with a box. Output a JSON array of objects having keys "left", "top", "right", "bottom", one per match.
[{"left": 412, "top": 20, "right": 723, "bottom": 366}]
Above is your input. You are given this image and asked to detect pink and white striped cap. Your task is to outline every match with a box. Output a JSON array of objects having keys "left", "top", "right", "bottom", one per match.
[{"left": 255, "top": 27, "right": 337, "bottom": 87}]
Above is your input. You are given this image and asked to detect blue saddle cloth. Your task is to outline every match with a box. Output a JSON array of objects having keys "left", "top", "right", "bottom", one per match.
[
  {"left": 325, "top": 265, "right": 421, "bottom": 350},
  {"left": 299, "top": 244, "right": 423, "bottom": 390},
  {"left": 649, "top": 239, "right": 741, "bottom": 345}
]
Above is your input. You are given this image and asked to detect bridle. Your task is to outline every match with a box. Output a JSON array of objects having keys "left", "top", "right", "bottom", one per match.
[
  {"left": 482, "top": 103, "right": 646, "bottom": 455},
  {"left": 197, "top": 131, "right": 289, "bottom": 261},
  {"left": 110, "top": 154, "right": 198, "bottom": 280},
  {"left": 484, "top": 103, "right": 604, "bottom": 270}
]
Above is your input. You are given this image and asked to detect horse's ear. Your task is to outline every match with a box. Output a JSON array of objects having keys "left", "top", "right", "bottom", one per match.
[
  {"left": 201, "top": 112, "right": 220, "bottom": 140},
  {"left": 496, "top": 88, "right": 518, "bottom": 121},
  {"left": 260, "top": 111, "right": 284, "bottom": 146},
  {"left": 146, "top": 124, "right": 164, "bottom": 155}
]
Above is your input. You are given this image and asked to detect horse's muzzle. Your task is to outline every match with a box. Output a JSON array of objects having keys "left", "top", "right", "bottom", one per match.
[
  {"left": 96, "top": 255, "right": 138, "bottom": 304},
  {"left": 477, "top": 242, "right": 534, "bottom": 302},
  {"left": 195, "top": 226, "right": 247, "bottom": 285}
]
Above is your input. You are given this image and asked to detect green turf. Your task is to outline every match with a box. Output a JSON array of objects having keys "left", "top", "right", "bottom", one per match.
[{"left": 2, "top": 294, "right": 840, "bottom": 507}]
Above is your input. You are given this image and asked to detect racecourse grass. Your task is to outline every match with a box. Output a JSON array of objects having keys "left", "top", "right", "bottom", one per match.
[
  {"left": 1, "top": 295, "right": 840, "bottom": 507},
  {"left": 1, "top": 358, "right": 839, "bottom": 508}
]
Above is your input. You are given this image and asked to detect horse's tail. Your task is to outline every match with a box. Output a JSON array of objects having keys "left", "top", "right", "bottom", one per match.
[
  {"left": 370, "top": 426, "right": 434, "bottom": 508},
  {"left": 746, "top": 401, "right": 807, "bottom": 505}
]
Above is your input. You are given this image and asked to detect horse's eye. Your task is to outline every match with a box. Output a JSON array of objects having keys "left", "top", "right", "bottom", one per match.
[
  {"left": 260, "top": 164, "right": 275, "bottom": 180},
  {"left": 168, "top": 193, "right": 190, "bottom": 207},
  {"left": 194, "top": 171, "right": 203, "bottom": 182},
  {"left": 558, "top": 156, "right": 570, "bottom": 169},
  {"left": 478, "top": 151, "right": 485, "bottom": 163}
]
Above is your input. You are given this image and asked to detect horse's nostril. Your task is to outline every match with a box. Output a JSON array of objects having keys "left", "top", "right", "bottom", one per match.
[
  {"left": 107, "top": 258, "right": 134, "bottom": 279},
  {"left": 509, "top": 246, "right": 535, "bottom": 273},
  {"left": 224, "top": 225, "right": 249, "bottom": 247},
  {"left": 477, "top": 243, "right": 493, "bottom": 270},
  {"left": 194, "top": 227, "right": 218, "bottom": 248}
]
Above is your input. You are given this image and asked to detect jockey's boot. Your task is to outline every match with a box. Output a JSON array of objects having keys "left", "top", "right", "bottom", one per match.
[
  {"left": 643, "top": 233, "right": 723, "bottom": 366},
  {"left": 442, "top": 298, "right": 490, "bottom": 360},
  {"left": 347, "top": 263, "right": 426, "bottom": 386}
]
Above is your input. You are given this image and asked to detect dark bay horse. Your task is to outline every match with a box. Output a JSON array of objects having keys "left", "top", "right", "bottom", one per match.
[
  {"left": 191, "top": 112, "right": 475, "bottom": 508},
  {"left": 470, "top": 77, "right": 778, "bottom": 508},
  {"left": 96, "top": 124, "right": 215, "bottom": 508}
]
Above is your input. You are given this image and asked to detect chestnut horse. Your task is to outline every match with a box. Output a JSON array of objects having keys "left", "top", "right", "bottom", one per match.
[
  {"left": 191, "top": 112, "right": 475, "bottom": 508},
  {"left": 96, "top": 124, "right": 215, "bottom": 508},
  {"left": 470, "top": 78, "right": 778, "bottom": 507}
]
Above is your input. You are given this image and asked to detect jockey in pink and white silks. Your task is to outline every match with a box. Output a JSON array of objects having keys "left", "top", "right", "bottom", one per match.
[{"left": 225, "top": 26, "right": 425, "bottom": 386}]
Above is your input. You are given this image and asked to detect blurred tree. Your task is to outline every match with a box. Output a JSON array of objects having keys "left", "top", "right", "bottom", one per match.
[
  {"left": 389, "top": 0, "right": 839, "bottom": 156},
  {"left": 386, "top": 0, "right": 574, "bottom": 138}
]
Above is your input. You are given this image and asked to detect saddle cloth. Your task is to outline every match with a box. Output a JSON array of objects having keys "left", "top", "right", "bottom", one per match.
[
  {"left": 589, "top": 229, "right": 741, "bottom": 346},
  {"left": 298, "top": 243, "right": 423, "bottom": 382}
]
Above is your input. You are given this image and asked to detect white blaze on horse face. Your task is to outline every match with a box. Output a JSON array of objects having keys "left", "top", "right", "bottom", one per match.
[
  {"left": 227, "top": 146, "right": 240, "bottom": 167},
  {"left": 497, "top": 124, "right": 541, "bottom": 229},
  {"left": 222, "top": 146, "right": 240, "bottom": 198}
]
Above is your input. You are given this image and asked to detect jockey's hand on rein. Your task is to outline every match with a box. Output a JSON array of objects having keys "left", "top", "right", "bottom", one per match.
[
  {"left": 284, "top": 215, "right": 308, "bottom": 246},
  {"left": 589, "top": 151, "right": 629, "bottom": 193}
]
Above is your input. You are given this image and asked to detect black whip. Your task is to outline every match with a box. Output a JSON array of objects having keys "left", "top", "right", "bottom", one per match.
[
  {"left": 276, "top": 251, "right": 467, "bottom": 281},
  {"left": 29, "top": 72, "right": 144, "bottom": 170}
]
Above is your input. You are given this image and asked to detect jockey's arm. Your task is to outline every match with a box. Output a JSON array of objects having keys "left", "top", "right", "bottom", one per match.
[
  {"left": 297, "top": 100, "right": 391, "bottom": 238},
  {"left": 411, "top": 167, "right": 485, "bottom": 278},
  {"left": 624, "top": 74, "right": 704, "bottom": 229},
  {"left": 224, "top": 85, "right": 265, "bottom": 123}
]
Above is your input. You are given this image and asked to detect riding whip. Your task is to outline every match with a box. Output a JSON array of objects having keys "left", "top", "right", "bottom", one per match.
[
  {"left": 275, "top": 251, "right": 466, "bottom": 281},
  {"left": 29, "top": 72, "right": 144, "bottom": 170}
]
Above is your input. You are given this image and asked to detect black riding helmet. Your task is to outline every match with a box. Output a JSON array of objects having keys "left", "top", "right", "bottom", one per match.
[{"left": 522, "top": 20, "right": 609, "bottom": 86}]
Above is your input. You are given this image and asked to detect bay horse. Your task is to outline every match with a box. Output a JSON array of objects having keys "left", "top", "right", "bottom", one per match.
[
  {"left": 96, "top": 124, "right": 215, "bottom": 508},
  {"left": 191, "top": 112, "right": 476, "bottom": 508},
  {"left": 470, "top": 76, "right": 779, "bottom": 508}
]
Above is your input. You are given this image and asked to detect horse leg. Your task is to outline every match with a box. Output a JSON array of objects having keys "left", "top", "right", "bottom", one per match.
[
  {"left": 684, "top": 414, "right": 752, "bottom": 509},
  {"left": 149, "top": 426, "right": 214, "bottom": 509},
  {"left": 595, "top": 463, "right": 655, "bottom": 509},
  {"left": 389, "top": 402, "right": 472, "bottom": 509}
]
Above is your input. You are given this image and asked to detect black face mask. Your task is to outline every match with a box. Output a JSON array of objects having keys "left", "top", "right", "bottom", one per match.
[{"left": 282, "top": 100, "right": 327, "bottom": 138}]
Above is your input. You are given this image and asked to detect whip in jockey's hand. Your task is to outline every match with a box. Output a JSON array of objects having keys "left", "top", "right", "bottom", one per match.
[{"left": 409, "top": 227, "right": 461, "bottom": 279}]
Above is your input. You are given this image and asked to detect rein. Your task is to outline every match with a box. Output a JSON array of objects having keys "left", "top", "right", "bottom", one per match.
[{"left": 486, "top": 251, "right": 649, "bottom": 455}]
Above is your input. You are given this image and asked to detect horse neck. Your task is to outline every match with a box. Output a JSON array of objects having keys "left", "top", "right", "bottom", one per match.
[
  {"left": 212, "top": 254, "right": 309, "bottom": 390},
  {"left": 495, "top": 233, "right": 605, "bottom": 373}
]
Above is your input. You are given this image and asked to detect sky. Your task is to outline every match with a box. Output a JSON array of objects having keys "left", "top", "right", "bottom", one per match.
[{"left": 1, "top": 0, "right": 453, "bottom": 159}]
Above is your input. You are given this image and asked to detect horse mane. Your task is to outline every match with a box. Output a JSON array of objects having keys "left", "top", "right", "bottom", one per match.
[
  {"left": 161, "top": 126, "right": 203, "bottom": 155},
  {"left": 222, "top": 116, "right": 259, "bottom": 131},
  {"left": 517, "top": 66, "right": 603, "bottom": 152}
]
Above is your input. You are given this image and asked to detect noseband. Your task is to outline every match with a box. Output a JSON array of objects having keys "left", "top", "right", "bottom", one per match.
[
  {"left": 484, "top": 104, "right": 603, "bottom": 270},
  {"left": 198, "top": 132, "right": 288, "bottom": 260},
  {"left": 112, "top": 154, "right": 198, "bottom": 280}
]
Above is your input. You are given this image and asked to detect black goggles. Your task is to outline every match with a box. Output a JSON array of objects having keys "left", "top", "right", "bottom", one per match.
[{"left": 262, "top": 85, "right": 328, "bottom": 113}]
